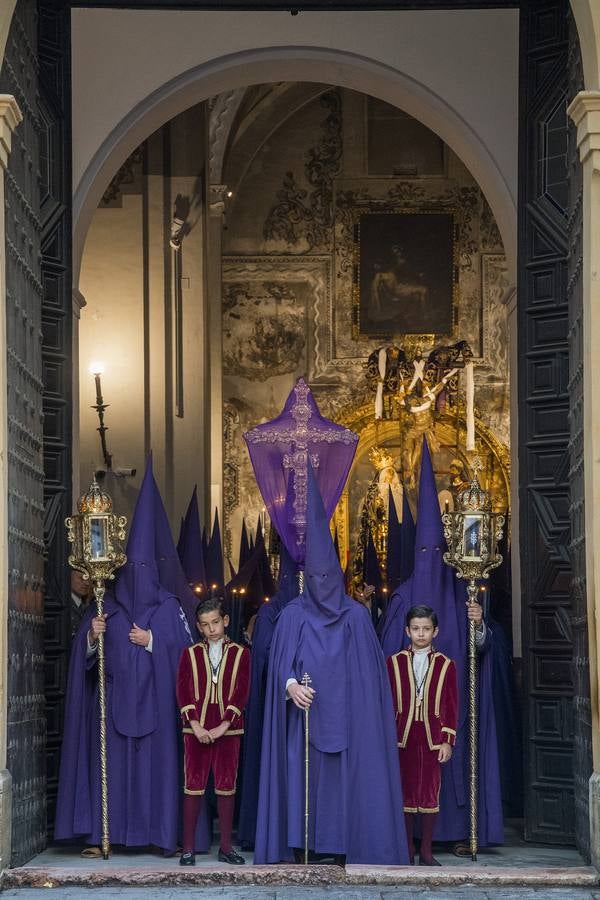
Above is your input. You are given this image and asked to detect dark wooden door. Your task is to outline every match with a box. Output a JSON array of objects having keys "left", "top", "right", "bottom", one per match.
[
  {"left": 0, "top": 0, "right": 47, "bottom": 865},
  {"left": 38, "top": 0, "right": 73, "bottom": 839},
  {"left": 518, "top": 0, "right": 591, "bottom": 848},
  {"left": 0, "top": 0, "right": 72, "bottom": 864}
]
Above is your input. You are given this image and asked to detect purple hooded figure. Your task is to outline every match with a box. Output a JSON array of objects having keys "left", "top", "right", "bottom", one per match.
[
  {"left": 179, "top": 487, "right": 207, "bottom": 595},
  {"left": 54, "top": 458, "right": 192, "bottom": 853},
  {"left": 237, "top": 543, "right": 299, "bottom": 849},
  {"left": 254, "top": 467, "right": 408, "bottom": 864},
  {"left": 153, "top": 481, "right": 200, "bottom": 639},
  {"left": 378, "top": 438, "right": 503, "bottom": 847}
]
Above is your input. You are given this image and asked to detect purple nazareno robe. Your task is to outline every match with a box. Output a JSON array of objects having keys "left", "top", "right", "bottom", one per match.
[
  {"left": 254, "top": 467, "right": 408, "bottom": 864},
  {"left": 237, "top": 545, "right": 298, "bottom": 848},
  {"left": 378, "top": 438, "right": 503, "bottom": 846},
  {"left": 54, "top": 458, "right": 192, "bottom": 852}
]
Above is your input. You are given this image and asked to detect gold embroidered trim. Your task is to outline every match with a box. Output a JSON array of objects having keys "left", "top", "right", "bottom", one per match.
[
  {"left": 188, "top": 646, "right": 200, "bottom": 702},
  {"left": 441, "top": 726, "right": 456, "bottom": 736},
  {"left": 180, "top": 704, "right": 196, "bottom": 719},
  {"left": 184, "top": 788, "right": 206, "bottom": 796},
  {"left": 229, "top": 646, "right": 244, "bottom": 703},
  {"left": 399, "top": 651, "right": 415, "bottom": 747},
  {"left": 422, "top": 652, "right": 438, "bottom": 750},
  {"left": 435, "top": 657, "right": 450, "bottom": 717},
  {"left": 217, "top": 643, "right": 230, "bottom": 718},
  {"left": 215, "top": 787, "right": 237, "bottom": 796},
  {"left": 391, "top": 653, "right": 402, "bottom": 716},
  {"left": 200, "top": 648, "right": 211, "bottom": 726},
  {"left": 226, "top": 704, "right": 242, "bottom": 718}
]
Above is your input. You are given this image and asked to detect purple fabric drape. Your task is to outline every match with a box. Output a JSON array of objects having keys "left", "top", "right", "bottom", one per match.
[{"left": 244, "top": 379, "right": 358, "bottom": 564}]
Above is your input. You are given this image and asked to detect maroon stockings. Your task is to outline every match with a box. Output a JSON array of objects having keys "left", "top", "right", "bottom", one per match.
[
  {"left": 183, "top": 794, "right": 235, "bottom": 853},
  {"left": 404, "top": 811, "right": 438, "bottom": 863}
]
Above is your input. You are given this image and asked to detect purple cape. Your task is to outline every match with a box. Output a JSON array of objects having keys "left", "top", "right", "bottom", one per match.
[
  {"left": 254, "top": 468, "right": 408, "bottom": 864},
  {"left": 378, "top": 439, "right": 503, "bottom": 845},
  {"left": 237, "top": 546, "right": 298, "bottom": 847},
  {"left": 55, "top": 458, "right": 193, "bottom": 850}
]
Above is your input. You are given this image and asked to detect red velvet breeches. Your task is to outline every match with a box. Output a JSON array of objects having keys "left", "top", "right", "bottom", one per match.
[
  {"left": 183, "top": 704, "right": 241, "bottom": 796},
  {"left": 399, "top": 720, "right": 441, "bottom": 813}
]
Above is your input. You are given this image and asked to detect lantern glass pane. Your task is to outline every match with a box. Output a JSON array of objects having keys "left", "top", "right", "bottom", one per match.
[
  {"left": 462, "top": 514, "right": 484, "bottom": 561},
  {"left": 90, "top": 516, "right": 109, "bottom": 560}
]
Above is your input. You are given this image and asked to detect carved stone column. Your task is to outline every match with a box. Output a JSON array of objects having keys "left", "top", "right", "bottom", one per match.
[
  {"left": 0, "top": 93, "right": 22, "bottom": 873},
  {"left": 568, "top": 90, "right": 600, "bottom": 866},
  {"left": 206, "top": 184, "right": 227, "bottom": 531}
]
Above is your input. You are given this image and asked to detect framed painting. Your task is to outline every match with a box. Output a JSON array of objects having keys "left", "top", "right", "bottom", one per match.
[{"left": 352, "top": 208, "right": 459, "bottom": 339}]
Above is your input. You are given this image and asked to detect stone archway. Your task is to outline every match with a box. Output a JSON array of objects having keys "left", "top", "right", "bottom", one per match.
[{"left": 72, "top": 46, "right": 518, "bottom": 286}]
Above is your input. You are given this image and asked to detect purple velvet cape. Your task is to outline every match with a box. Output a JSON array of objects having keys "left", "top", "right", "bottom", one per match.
[
  {"left": 55, "top": 458, "right": 193, "bottom": 850},
  {"left": 237, "top": 546, "right": 298, "bottom": 847},
  {"left": 254, "top": 468, "right": 408, "bottom": 864},
  {"left": 378, "top": 439, "right": 503, "bottom": 845}
]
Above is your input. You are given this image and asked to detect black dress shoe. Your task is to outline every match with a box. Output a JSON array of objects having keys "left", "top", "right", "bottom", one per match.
[
  {"left": 218, "top": 848, "right": 245, "bottom": 865},
  {"left": 179, "top": 851, "right": 195, "bottom": 866},
  {"left": 419, "top": 855, "right": 441, "bottom": 866}
]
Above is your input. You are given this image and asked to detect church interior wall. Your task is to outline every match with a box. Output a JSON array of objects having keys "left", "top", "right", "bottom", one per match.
[
  {"left": 70, "top": 8, "right": 519, "bottom": 282},
  {"left": 220, "top": 84, "right": 511, "bottom": 590},
  {"left": 78, "top": 104, "right": 209, "bottom": 526}
]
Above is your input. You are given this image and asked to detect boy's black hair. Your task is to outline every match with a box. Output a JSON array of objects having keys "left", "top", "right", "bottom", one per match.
[
  {"left": 196, "top": 597, "right": 226, "bottom": 620},
  {"left": 405, "top": 604, "right": 438, "bottom": 629}
]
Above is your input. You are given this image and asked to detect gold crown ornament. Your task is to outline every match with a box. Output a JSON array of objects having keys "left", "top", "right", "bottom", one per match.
[
  {"left": 369, "top": 447, "right": 395, "bottom": 472},
  {"left": 77, "top": 478, "right": 113, "bottom": 515}
]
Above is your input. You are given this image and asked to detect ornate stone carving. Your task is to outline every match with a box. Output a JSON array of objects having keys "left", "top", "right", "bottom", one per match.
[{"left": 263, "top": 90, "right": 342, "bottom": 250}]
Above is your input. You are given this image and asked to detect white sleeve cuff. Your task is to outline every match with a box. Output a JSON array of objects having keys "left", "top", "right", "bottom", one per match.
[
  {"left": 145, "top": 630, "right": 153, "bottom": 653},
  {"left": 286, "top": 677, "right": 298, "bottom": 699},
  {"left": 475, "top": 620, "right": 486, "bottom": 647}
]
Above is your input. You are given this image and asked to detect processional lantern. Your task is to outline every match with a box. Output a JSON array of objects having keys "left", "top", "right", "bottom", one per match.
[
  {"left": 66, "top": 479, "right": 127, "bottom": 859},
  {"left": 441, "top": 458, "right": 504, "bottom": 862}
]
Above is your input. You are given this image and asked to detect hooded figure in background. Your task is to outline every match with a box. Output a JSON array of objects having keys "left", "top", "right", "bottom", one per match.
[
  {"left": 254, "top": 467, "right": 408, "bottom": 865},
  {"left": 153, "top": 477, "right": 200, "bottom": 639},
  {"left": 378, "top": 438, "right": 503, "bottom": 848},
  {"left": 55, "top": 458, "right": 192, "bottom": 853},
  {"left": 237, "top": 544, "right": 299, "bottom": 849}
]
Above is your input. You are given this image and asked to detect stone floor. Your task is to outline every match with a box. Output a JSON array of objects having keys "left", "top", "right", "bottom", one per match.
[
  {"left": 1, "top": 826, "right": 596, "bottom": 894},
  {"left": 3, "top": 888, "right": 600, "bottom": 898}
]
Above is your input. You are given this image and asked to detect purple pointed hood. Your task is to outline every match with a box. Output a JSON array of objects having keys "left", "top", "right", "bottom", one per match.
[
  {"left": 153, "top": 480, "right": 198, "bottom": 634},
  {"left": 239, "top": 518, "right": 251, "bottom": 569},
  {"left": 180, "top": 487, "right": 207, "bottom": 590},
  {"left": 112, "top": 456, "right": 162, "bottom": 625},
  {"left": 302, "top": 465, "right": 348, "bottom": 623},
  {"left": 399, "top": 489, "right": 416, "bottom": 583},
  {"left": 206, "top": 509, "right": 224, "bottom": 590}
]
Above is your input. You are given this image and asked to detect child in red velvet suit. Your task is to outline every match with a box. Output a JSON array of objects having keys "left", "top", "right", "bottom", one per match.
[
  {"left": 177, "top": 598, "right": 250, "bottom": 866},
  {"left": 387, "top": 604, "right": 458, "bottom": 866}
]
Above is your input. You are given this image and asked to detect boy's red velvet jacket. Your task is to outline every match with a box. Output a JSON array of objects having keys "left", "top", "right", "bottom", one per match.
[
  {"left": 176, "top": 638, "right": 250, "bottom": 736},
  {"left": 386, "top": 648, "right": 458, "bottom": 750}
]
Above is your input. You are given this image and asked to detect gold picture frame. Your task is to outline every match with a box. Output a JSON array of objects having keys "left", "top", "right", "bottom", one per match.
[{"left": 351, "top": 207, "right": 460, "bottom": 341}]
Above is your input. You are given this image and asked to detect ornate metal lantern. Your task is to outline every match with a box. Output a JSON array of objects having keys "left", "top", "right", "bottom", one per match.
[
  {"left": 442, "top": 458, "right": 504, "bottom": 861},
  {"left": 66, "top": 479, "right": 127, "bottom": 859}
]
